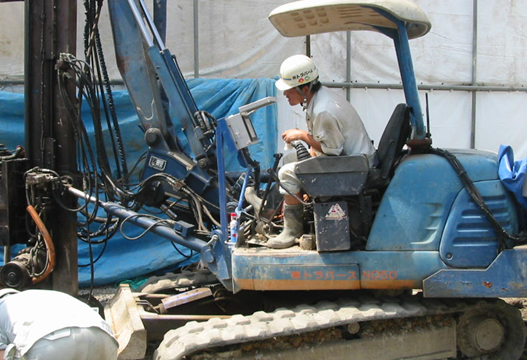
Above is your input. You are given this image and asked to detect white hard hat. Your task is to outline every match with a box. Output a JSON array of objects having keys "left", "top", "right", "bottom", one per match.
[
  {"left": 0, "top": 288, "right": 19, "bottom": 299},
  {"left": 275, "top": 55, "right": 319, "bottom": 91}
]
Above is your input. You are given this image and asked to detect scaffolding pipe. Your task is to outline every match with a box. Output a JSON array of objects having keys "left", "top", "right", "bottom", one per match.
[
  {"left": 4, "top": 80, "right": 527, "bottom": 93},
  {"left": 323, "top": 82, "right": 527, "bottom": 93}
]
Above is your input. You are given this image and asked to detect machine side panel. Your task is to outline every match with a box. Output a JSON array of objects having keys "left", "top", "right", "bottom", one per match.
[
  {"left": 423, "top": 246, "right": 527, "bottom": 297},
  {"left": 439, "top": 180, "right": 519, "bottom": 268},
  {"left": 367, "top": 151, "right": 500, "bottom": 251}
]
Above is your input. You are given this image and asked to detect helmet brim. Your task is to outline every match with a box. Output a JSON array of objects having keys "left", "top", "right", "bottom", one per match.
[{"left": 275, "top": 78, "right": 294, "bottom": 91}]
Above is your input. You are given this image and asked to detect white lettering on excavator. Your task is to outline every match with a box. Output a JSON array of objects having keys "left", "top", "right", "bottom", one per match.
[{"left": 362, "top": 270, "right": 398, "bottom": 280}]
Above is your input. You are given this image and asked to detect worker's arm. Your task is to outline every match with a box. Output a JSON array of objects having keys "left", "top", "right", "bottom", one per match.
[
  {"left": 0, "top": 349, "right": 4, "bottom": 359},
  {"left": 281, "top": 129, "right": 323, "bottom": 153}
]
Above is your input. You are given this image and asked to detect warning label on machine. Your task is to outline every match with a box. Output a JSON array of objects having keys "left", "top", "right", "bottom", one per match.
[{"left": 325, "top": 203, "right": 347, "bottom": 220}]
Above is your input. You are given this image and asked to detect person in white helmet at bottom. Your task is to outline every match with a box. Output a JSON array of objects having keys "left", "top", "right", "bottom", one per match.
[
  {"left": 0, "top": 288, "right": 118, "bottom": 360},
  {"left": 267, "top": 54, "right": 376, "bottom": 249}
]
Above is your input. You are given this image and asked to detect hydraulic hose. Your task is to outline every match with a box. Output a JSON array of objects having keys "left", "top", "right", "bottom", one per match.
[{"left": 26, "top": 205, "right": 56, "bottom": 284}]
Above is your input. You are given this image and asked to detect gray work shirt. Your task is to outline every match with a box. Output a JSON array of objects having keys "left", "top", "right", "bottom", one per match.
[{"left": 306, "top": 87, "right": 376, "bottom": 166}]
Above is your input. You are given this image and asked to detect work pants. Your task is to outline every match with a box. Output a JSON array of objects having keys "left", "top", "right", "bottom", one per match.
[
  {"left": 20, "top": 327, "right": 117, "bottom": 360},
  {"left": 278, "top": 161, "right": 302, "bottom": 195}
]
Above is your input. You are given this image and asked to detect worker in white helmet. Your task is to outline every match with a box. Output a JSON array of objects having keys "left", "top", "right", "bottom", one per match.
[
  {"left": 0, "top": 288, "right": 118, "bottom": 360},
  {"left": 268, "top": 54, "right": 376, "bottom": 249}
]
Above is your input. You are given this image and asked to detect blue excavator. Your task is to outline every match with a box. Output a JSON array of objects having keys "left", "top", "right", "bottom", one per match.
[{"left": 3, "top": 0, "right": 527, "bottom": 359}]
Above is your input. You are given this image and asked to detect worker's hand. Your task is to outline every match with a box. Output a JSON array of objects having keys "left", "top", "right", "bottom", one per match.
[
  {"left": 282, "top": 129, "right": 306, "bottom": 144},
  {"left": 309, "top": 147, "right": 318, "bottom": 157},
  {"left": 0, "top": 349, "right": 5, "bottom": 359}
]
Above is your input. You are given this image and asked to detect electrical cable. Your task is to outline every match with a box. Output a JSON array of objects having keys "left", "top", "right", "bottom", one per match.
[
  {"left": 49, "top": 0, "right": 229, "bottom": 284},
  {"left": 170, "top": 241, "right": 195, "bottom": 260},
  {"left": 78, "top": 239, "right": 108, "bottom": 267},
  {"left": 119, "top": 214, "right": 176, "bottom": 241},
  {"left": 56, "top": 50, "right": 133, "bottom": 243}
]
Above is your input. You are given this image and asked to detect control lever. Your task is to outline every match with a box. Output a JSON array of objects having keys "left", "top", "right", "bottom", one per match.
[{"left": 290, "top": 140, "right": 311, "bottom": 161}]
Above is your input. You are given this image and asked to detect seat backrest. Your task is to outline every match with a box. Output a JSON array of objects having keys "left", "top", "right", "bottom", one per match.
[{"left": 368, "top": 104, "right": 411, "bottom": 187}]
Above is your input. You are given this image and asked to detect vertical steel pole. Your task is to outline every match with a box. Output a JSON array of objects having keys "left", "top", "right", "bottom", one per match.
[
  {"left": 470, "top": 0, "right": 478, "bottom": 149},
  {"left": 154, "top": 0, "right": 167, "bottom": 43},
  {"left": 25, "top": 0, "right": 78, "bottom": 295},
  {"left": 393, "top": 21, "right": 425, "bottom": 139},
  {"left": 346, "top": 31, "right": 351, "bottom": 101},
  {"left": 194, "top": 0, "right": 199, "bottom": 78}
]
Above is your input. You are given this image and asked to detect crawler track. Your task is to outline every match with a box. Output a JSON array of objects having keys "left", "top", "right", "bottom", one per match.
[{"left": 154, "top": 296, "right": 506, "bottom": 360}]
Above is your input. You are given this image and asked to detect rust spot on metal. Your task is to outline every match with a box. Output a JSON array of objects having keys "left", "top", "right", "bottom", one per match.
[
  {"left": 483, "top": 281, "right": 493, "bottom": 288},
  {"left": 115, "top": 57, "right": 129, "bottom": 73}
]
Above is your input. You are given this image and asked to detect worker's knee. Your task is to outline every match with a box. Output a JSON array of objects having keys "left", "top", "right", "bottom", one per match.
[{"left": 278, "top": 162, "right": 302, "bottom": 195}]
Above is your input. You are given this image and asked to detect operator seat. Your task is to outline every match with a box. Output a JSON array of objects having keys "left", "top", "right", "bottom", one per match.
[
  {"left": 294, "top": 103, "right": 411, "bottom": 197},
  {"left": 366, "top": 103, "right": 411, "bottom": 188}
]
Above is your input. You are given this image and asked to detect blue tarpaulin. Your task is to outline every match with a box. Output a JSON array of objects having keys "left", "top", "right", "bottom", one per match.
[
  {"left": 498, "top": 144, "right": 527, "bottom": 210},
  {"left": 0, "top": 78, "right": 277, "bottom": 286}
]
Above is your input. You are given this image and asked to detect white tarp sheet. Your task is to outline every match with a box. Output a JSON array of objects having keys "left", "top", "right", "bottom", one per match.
[{"left": 0, "top": 0, "right": 526, "bottom": 158}]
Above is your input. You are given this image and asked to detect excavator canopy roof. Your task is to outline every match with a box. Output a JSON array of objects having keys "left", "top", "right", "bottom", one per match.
[{"left": 269, "top": 0, "right": 431, "bottom": 40}]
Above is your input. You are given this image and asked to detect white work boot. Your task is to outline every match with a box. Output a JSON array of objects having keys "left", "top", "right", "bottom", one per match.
[{"left": 266, "top": 204, "right": 303, "bottom": 249}]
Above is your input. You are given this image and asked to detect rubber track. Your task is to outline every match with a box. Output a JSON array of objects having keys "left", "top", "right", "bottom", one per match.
[
  {"left": 154, "top": 296, "right": 479, "bottom": 360},
  {"left": 138, "top": 270, "right": 218, "bottom": 293}
]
